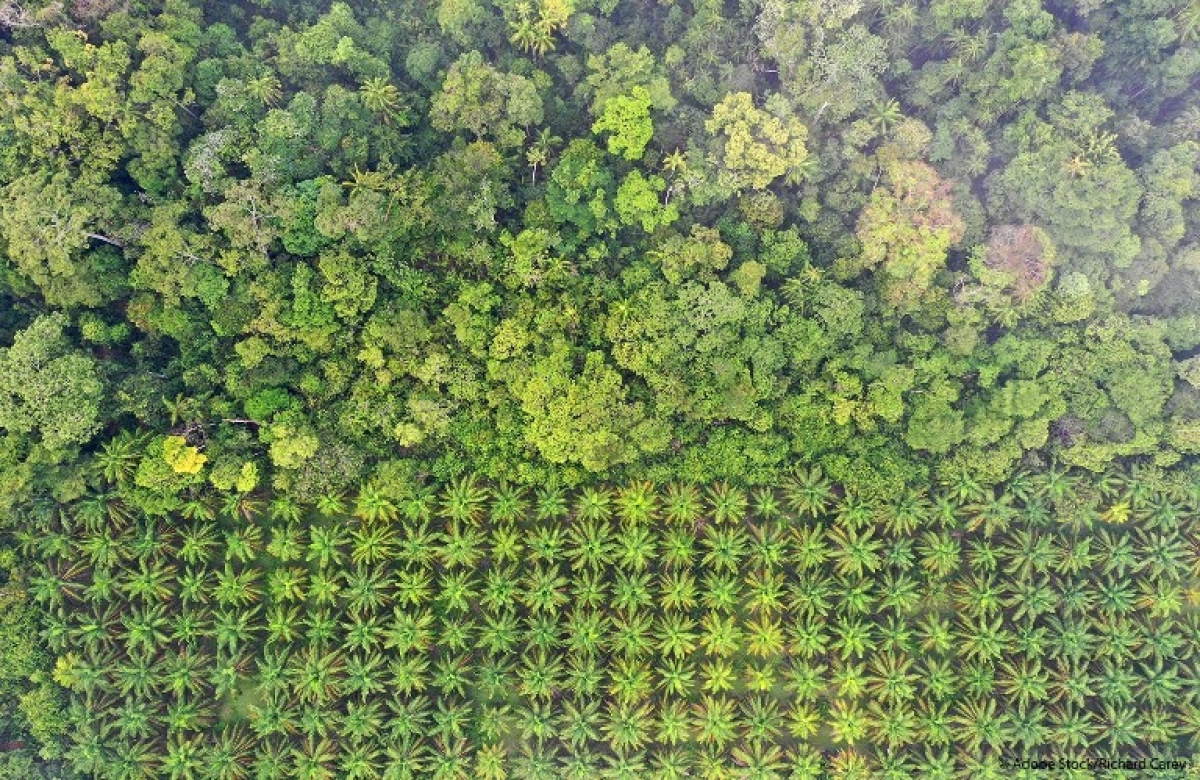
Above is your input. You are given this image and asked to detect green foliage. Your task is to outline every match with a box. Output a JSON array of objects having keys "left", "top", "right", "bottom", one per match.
[
  {"left": 518, "top": 350, "right": 667, "bottom": 471},
  {"left": 0, "top": 315, "right": 104, "bottom": 452},
  {"left": 430, "top": 51, "right": 543, "bottom": 145},
  {"left": 0, "top": 173, "right": 124, "bottom": 308},
  {"left": 583, "top": 43, "right": 675, "bottom": 116},
  {"left": 162, "top": 435, "right": 207, "bottom": 474},
  {"left": 850, "top": 159, "right": 966, "bottom": 311},
  {"left": 614, "top": 170, "right": 678, "bottom": 233},
  {"left": 704, "top": 93, "right": 809, "bottom": 193},
  {"left": 592, "top": 87, "right": 654, "bottom": 161},
  {"left": 27, "top": 467, "right": 1200, "bottom": 775},
  {"left": 2, "top": 3, "right": 1200, "bottom": 771}
]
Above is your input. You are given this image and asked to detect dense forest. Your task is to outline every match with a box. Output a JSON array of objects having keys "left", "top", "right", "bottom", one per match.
[{"left": 1, "top": 0, "right": 1200, "bottom": 774}]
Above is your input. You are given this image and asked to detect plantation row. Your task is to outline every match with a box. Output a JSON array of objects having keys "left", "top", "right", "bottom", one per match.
[{"left": 25, "top": 467, "right": 1200, "bottom": 778}]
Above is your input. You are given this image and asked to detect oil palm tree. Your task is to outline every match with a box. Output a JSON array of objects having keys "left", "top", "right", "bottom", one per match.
[
  {"left": 437, "top": 522, "right": 486, "bottom": 569},
  {"left": 82, "top": 564, "right": 120, "bottom": 606},
  {"left": 781, "top": 466, "right": 834, "bottom": 518},
  {"left": 509, "top": 4, "right": 557, "bottom": 57},
  {"left": 870, "top": 97, "right": 904, "bottom": 135},
  {"left": 655, "top": 612, "right": 698, "bottom": 659},
  {"left": 526, "top": 524, "right": 565, "bottom": 564},
  {"left": 473, "top": 743, "right": 507, "bottom": 780},
  {"left": 706, "top": 481, "right": 748, "bottom": 524},
  {"left": 701, "top": 570, "right": 742, "bottom": 613},
  {"left": 292, "top": 736, "right": 338, "bottom": 780},
  {"left": 177, "top": 522, "right": 217, "bottom": 566},
  {"left": 563, "top": 609, "right": 606, "bottom": 656},
  {"left": 523, "top": 611, "right": 560, "bottom": 652},
  {"left": 831, "top": 615, "right": 873, "bottom": 661},
  {"left": 211, "top": 650, "right": 250, "bottom": 701},
  {"left": 607, "top": 610, "right": 654, "bottom": 658},
  {"left": 559, "top": 746, "right": 602, "bottom": 780},
  {"left": 92, "top": 430, "right": 147, "bottom": 485},
  {"left": 659, "top": 569, "right": 697, "bottom": 612},
  {"left": 246, "top": 71, "right": 282, "bottom": 108},
  {"left": 314, "top": 490, "right": 346, "bottom": 518},
  {"left": 265, "top": 604, "right": 302, "bottom": 646},
  {"left": 518, "top": 563, "right": 566, "bottom": 615},
  {"left": 398, "top": 486, "right": 437, "bottom": 523},
  {"left": 162, "top": 733, "right": 205, "bottom": 779},
  {"left": 748, "top": 521, "right": 788, "bottom": 569},
  {"left": 658, "top": 656, "right": 695, "bottom": 698},
  {"left": 488, "top": 522, "right": 522, "bottom": 565},
  {"left": 359, "top": 76, "right": 404, "bottom": 124},
  {"left": 614, "top": 522, "right": 656, "bottom": 571},
  {"left": 340, "top": 740, "right": 384, "bottom": 780},
  {"left": 827, "top": 524, "right": 883, "bottom": 577},
  {"left": 662, "top": 481, "right": 703, "bottom": 525},
  {"left": 835, "top": 493, "right": 876, "bottom": 531},
  {"left": 356, "top": 482, "right": 398, "bottom": 524},
  {"left": 306, "top": 524, "right": 348, "bottom": 569},
  {"left": 602, "top": 700, "right": 655, "bottom": 753},
  {"left": 660, "top": 526, "right": 696, "bottom": 569},
  {"left": 1008, "top": 576, "right": 1056, "bottom": 622},
  {"left": 566, "top": 518, "right": 613, "bottom": 570},
  {"left": 881, "top": 489, "right": 929, "bottom": 536},
  {"left": 489, "top": 481, "right": 526, "bottom": 523},
  {"left": 342, "top": 610, "right": 384, "bottom": 653},
  {"left": 213, "top": 605, "right": 259, "bottom": 655},
  {"left": 221, "top": 492, "right": 263, "bottom": 522},
  {"left": 692, "top": 694, "right": 739, "bottom": 748},
  {"left": 745, "top": 567, "right": 786, "bottom": 615},
  {"left": 958, "top": 614, "right": 1009, "bottom": 664},
  {"left": 441, "top": 475, "right": 490, "bottom": 524},
  {"left": 518, "top": 649, "right": 563, "bottom": 701},
  {"left": 868, "top": 651, "right": 918, "bottom": 705},
  {"left": 479, "top": 564, "right": 520, "bottom": 614},
  {"left": 701, "top": 524, "right": 747, "bottom": 574},
  {"left": 222, "top": 523, "right": 261, "bottom": 564},
  {"left": 437, "top": 569, "right": 476, "bottom": 614},
  {"left": 392, "top": 518, "right": 435, "bottom": 569},
  {"left": 611, "top": 569, "right": 654, "bottom": 614},
  {"left": 572, "top": 485, "right": 611, "bottom": 521},
  {"left": 827, "top": 698, "right": 871, "bottom": 747},
  {"left": 609, "top": 648, "right": 657, "bottom": 705},
  {"left": 350, "top": 523, "right": 395, "bottom": 566},
  {"left": 565, "top": 652, "right": 602, "bottom": 698},
  {"left": 751, "top": 485, "right": 782, "bottom": 521},
  {"left": 869, "top": 701, "right": 919, "bottom": 754},
  {"left": 917, "top": 529, "right": 960, "bottom": 578},
  {"left": 534, "top": 484, "right": 569, "bottom": 521},
  {"left": 616, "top": 480, "right": 658, "bottom": 524},
  {"left": 121, "top": 603, "right": 170, "bottom": 655},
  {"left": 511, "top": 738, "right": 559, "bottom": 780},
  {"left": 954, "top": 571, "right": 1004, "bottom": 620},
  {"left": 1048, "top": 703, "right": 1098, "bottom": 752},
  {"left": 565, "top": 568, "right": 603, "bottom": 612},
  {"left": 267, "top": 566, "right": 306, "bottom": 603},
  {"left": 789, "top": 523, "right": 828, "bottom": 572},
  {"left": 213, "top": 562, "right": 261, "bottom": 607},
  {"left": 131, "top": 518, "right": 176, "bottom": 561},
  {"left": 29, "top": 560, "right": 85, "bottom": 607},
  {"left": 268, "top": 496, "right": 303, "bottom": 524}
]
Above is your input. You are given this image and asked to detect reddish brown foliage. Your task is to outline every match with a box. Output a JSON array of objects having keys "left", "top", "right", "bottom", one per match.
[
  {"left": 71, "top": 0, "right": 122, "bottom": 21},
  {"left": 985, "top": 224, "right": 1050, "bottom": 302}
]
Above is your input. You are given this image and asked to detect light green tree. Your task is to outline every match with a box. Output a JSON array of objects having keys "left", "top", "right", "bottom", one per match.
[
  {"left": 704, "top": 92, "right": 809, "bottom": 193},
  {"left": 0, "top": 314, "right": 104, "bottom": 451},
  {"left": 614, "top": 171, "right": 678, "bottom": 233},
  {"left": 518, "top": 349, "right": 667, "bottom": 471},
  {"left": 592, "top": 87, "right": 654, "bottom": 161}
]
